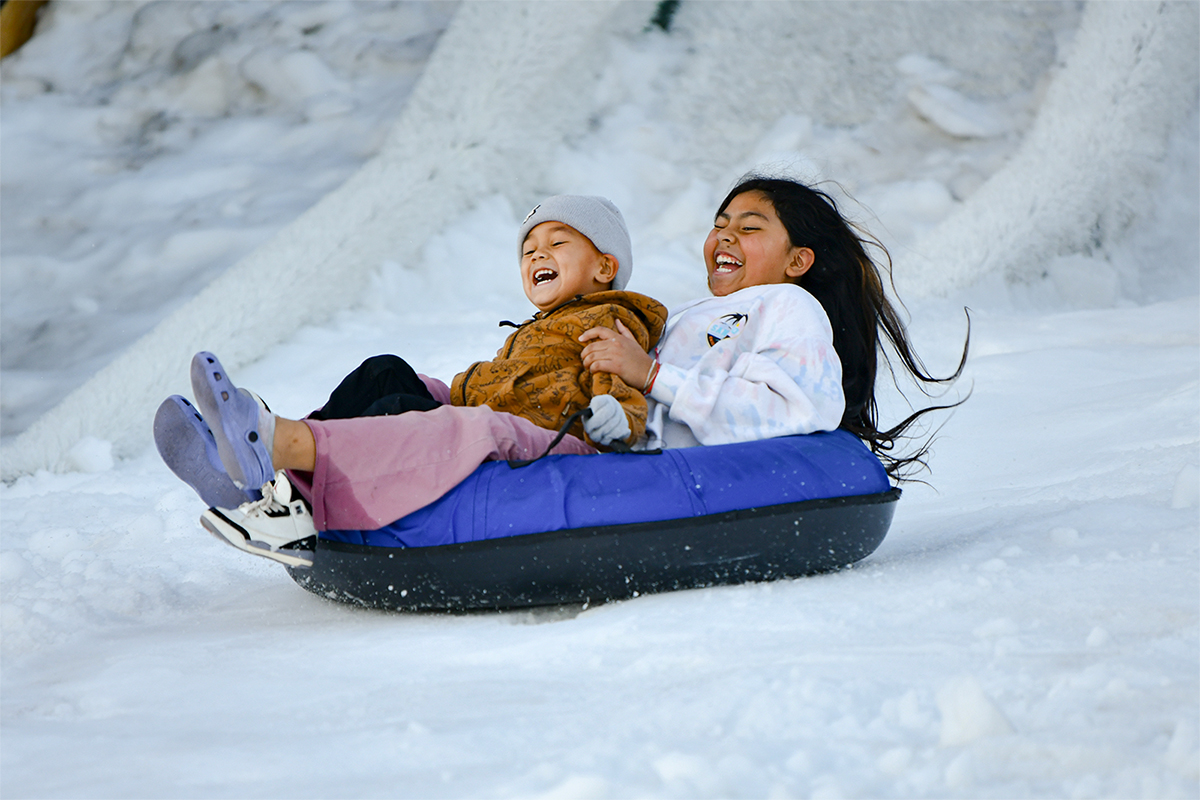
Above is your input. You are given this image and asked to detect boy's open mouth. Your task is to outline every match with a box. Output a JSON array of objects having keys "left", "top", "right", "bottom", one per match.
[
  {"left": 533, "top": 268, "right": 558, "bottom": 286},
  {"left": 713, "top": 253, "right": 743, "bottom": 274}
]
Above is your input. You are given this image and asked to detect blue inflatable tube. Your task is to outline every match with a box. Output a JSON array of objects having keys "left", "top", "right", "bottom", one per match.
[{"left": 288, "top": 430, "right": 899, "bottom": 610}]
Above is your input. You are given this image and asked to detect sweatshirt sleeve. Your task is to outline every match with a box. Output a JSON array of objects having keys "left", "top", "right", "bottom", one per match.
[{"left": 648, "top": 289, "right": 845, "bottom": 445}]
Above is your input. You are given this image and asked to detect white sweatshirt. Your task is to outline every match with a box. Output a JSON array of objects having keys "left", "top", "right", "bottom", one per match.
[{"left": 642, "top": 283, "right": 845, "bottom": 449}]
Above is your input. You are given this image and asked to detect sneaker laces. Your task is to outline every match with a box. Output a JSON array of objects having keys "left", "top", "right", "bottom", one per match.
[{"left": 238, "top": 471, "right": 291, "bottom": 517}]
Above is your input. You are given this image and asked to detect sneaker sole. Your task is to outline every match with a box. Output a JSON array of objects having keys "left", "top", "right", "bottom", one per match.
[
  {"left": 191, "top": 352, "right": 273, "bottom": 491},
  {"left": 200, "top": 508, "right": 314, "bottom": 568}
]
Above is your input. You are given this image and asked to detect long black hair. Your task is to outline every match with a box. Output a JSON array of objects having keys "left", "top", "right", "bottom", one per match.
[{"left": 716, "top": 175, "right": 968, "bottom": 480}]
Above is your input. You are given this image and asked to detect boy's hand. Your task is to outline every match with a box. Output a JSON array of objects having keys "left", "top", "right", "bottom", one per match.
[
  {"left": 580, "top": 319, "right": 655, "bottom": 388},
  {"left": 584, "top": 394, "right": 631, "bottom": 445}
]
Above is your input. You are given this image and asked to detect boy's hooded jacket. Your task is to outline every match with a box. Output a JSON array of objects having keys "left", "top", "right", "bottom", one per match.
[{"left": 451, "top": 290, "right": 667, "bottom": 448}]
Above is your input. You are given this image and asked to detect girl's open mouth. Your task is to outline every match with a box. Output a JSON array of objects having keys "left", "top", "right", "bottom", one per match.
[
  {"left": 533, "top": 268, "right": 558, "bottom": 285},
  {"left": 713, "top": 253, "right": 743, "bottom": 274}
]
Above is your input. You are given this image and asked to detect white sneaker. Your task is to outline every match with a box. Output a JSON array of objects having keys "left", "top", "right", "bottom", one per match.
[{"left": 200, "top": 472, "right": 316, "bottom": 568}]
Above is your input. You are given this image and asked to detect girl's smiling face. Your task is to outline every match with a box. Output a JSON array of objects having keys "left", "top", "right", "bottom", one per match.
[
  {"left": 521, "top": 222, "right": 617, "bottom": 311},
  {"left": 704, "top": 190, "right": 814, "bottom": 297}
]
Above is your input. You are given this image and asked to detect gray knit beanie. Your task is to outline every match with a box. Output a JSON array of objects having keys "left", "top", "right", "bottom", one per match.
[{"left": 518, "top": 195, "right": 633, "bottom": 291}]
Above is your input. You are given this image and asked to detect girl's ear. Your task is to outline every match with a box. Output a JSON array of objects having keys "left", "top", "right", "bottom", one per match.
[{"left": 786, "top": 247, "right": 816, "bottom": 279}]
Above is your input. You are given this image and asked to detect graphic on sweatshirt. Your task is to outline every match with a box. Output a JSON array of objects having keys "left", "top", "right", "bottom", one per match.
[{"left": 706, "top": 313, "right": 748, "bottom": 346}]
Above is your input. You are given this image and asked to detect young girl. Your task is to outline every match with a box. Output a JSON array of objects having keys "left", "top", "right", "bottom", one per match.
[
  {"left": 165, "top": 176, "right": 962, "bottom": 567},
  {"left": 580, "top": 176, "right": 965, "bottom": 470}
]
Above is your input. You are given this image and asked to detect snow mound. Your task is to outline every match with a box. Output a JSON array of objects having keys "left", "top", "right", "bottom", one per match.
[
  {"left": 897, "top": 2, "right": 1200, "bottom": 299},
  {"left": 0, "top": 0, "right": 455, "bottom": 438}
]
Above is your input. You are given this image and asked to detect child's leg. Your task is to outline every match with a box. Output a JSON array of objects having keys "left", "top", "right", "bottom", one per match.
[
  {"left": 310, "top": 355, "right": 440, "bottom": 420},
  {"left": 273, "top": 418, "right": 317, "bottom": 472},
  {"left": 288, "top": 405, "right": 597, "bottom": 531}
]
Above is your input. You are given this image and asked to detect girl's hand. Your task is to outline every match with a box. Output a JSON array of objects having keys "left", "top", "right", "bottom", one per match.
[{"left": 580, "top": 319, "right": 656, "bottom": 388}]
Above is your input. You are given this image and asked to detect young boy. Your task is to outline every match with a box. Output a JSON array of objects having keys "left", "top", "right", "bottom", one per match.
[
  {"left": 155, "top": 196, "right": 665, "bottom": 562},
  {"left": 292, "top": 194, "right": 666, "bottom": 450},
  {"left": 451, "top": 195, "right": 666, "bottom": 445}
]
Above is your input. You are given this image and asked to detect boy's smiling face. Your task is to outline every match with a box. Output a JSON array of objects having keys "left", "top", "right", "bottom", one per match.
[{"left": 520, "top": 222, "right": 617, "bottom": 311}]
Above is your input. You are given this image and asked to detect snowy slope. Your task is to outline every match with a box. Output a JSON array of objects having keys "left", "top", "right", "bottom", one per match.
[
  {"left": 1, "top": 1, "right": 1197, "bottom": 797},
  {"left": 1, "top": 0, "right": 626, "bottom": 477},
  {"left": 0, "top": 0, "right": 458, "bottom": 441}
]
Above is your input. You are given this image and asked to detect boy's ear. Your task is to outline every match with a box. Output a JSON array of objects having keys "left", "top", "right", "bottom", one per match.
[{"left": 596, "top": 254, "right": 618, "bottom": 284}]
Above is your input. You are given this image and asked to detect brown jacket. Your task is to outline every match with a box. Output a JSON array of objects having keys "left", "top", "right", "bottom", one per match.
[{"left": 450, "top": 291, "right": 668, "bottom": 448}]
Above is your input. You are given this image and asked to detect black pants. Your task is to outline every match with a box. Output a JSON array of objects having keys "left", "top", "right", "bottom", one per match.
[{"left": 308, "top": 355, "right": 442, "bottom": 421}]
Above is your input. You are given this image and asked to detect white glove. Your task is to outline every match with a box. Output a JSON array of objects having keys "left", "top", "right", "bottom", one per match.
[{"left": 584, "top": 394, "right": 631, "bottom": 446}]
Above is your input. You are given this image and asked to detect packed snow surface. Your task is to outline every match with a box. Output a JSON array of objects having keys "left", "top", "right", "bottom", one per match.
[{"left": 2, "top": 2, "right": 1197, "bottom": 798}]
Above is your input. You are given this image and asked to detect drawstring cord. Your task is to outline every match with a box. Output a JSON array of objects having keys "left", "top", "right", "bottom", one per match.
[
  {"left": 507, "top": 408, "right": 661, "bottom": 468},
  {"left": 507, "top": 408, "right": 593, "bottom": 468}
]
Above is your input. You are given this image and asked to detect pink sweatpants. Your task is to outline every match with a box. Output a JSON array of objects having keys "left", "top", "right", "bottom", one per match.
[{"left": 287, "top": 404, "right": 596, "bottom": 532}]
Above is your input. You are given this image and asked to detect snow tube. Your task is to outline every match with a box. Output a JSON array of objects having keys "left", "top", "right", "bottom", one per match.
[{"left": 287, "top": 430, "right": 899, "bottom": 610}]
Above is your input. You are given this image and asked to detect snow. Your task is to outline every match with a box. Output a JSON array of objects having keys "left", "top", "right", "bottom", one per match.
[
  {"left": 2, "top": 1, "right": 1198, "bottom": 798},
  {"left": 0, "top": 0, "right": 625, "bottom": 477},
  {"left": 0, "top": 0, "right": 457, "bottom": 438}
]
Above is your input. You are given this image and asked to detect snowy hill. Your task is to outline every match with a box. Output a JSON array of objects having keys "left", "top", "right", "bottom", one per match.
[{"left": 1, "top": 2, "right": 1197, "bottom": 797}]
